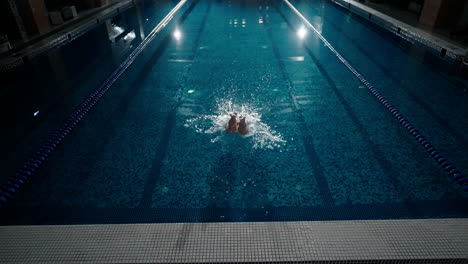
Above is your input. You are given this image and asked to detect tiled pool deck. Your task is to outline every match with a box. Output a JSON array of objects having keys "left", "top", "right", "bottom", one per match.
[{"left": 1, "top": 219, "right": 467, "bottom": 263}]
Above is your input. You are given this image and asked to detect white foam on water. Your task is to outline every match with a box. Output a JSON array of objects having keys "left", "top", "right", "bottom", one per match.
[{"left": 185, "top": 98, "right": 286, "bottom": 149}]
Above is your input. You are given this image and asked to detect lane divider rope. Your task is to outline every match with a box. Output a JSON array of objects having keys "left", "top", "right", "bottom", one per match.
[
  {"left": 283, "top": 0, "right": 467, "bottom": 191},
  {"left": 0, "top": 0, "right": 189, "bottom": 207}
]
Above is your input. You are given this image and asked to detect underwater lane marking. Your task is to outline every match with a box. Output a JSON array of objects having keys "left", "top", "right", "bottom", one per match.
[
  {"left": 138, "top": 1, "right": 212, "bottom": 208},
  {"left": 265, "top": 16, "right": 334, "bottom": 205},
  {"left": 292, "top": 80, "right": 311, "bottom": 84},
  {"left": 274, "top": 107, "right": 294, "bottom": 114},
  {"left": 297, "top": 100, "right": 314, "bottom": 105},
  {"left": 168, "top": 59, "right": 194, "bottom": 63},
  {"left": 283, "top": 0, "right": 468, "bottom": 190},
  {"left": 313, "top": 9, "right": 468, "bottom": 148},
  {"left": 305, "top": 46, "right": 413, "bottom": 200},
  {"left": 304, "top": 0, "right": 467, "bottom": 147},
  {"left": 274, "top": 5, "right": 414, "bottom": 202},
  {"left": 0, "top": 0, "right": 192, "bottom": 207},
  {"left": 138, "top": 109, "right": 176, "bottom": 208},
  {"left": 293, "top": 94, "right": 313, "bottom": 98},
  {"left": 284, "top": 56, "right": 305, "bottom": 61}
]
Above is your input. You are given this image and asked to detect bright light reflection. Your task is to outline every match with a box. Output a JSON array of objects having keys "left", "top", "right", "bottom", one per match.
[
  {"left": 187, "top": 89, "right": 195, "bottom": 94},
  {"left": 113, "top": 25, "right": 124, "bottom": 35},
  {"left": 173, "top": 29, "right": 182, "bottom": 40},
  {"left": 33, "top": 110, "right": 40, "bottom": 116},
  {"left": 297, "top": 25, "right": 307, "bottom": 39},
  {"left": 123, "top": 31, "right": 136, "bottom": 41}
]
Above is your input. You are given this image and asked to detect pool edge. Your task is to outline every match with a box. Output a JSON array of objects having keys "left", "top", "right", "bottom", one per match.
[{"left": 1, "top": 218, "right": 467, "bottom": 263}]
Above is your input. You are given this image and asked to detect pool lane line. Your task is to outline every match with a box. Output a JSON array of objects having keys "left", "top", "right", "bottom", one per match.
[
  {"left": 303, "top": 0, "right": 468, "bottom": 149},
  {"left": 283, "top": 0, "right": 468, "bottom": 191},
  {"left": 0, "top": 0, "right": 190, "bottom": 208},
  {"left": 263, "top": 12, "right": 335, "bottom": 205},
  {"left": 272, "top": 6, "right": 414, "bottom": 203},
  {"left": 138, "top": 0, "right": 211, "bottom": 208}
]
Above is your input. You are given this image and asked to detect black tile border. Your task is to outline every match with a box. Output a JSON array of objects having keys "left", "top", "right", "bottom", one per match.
[{"left": 1, "top": 198, "right": 467, "bottom": 225}]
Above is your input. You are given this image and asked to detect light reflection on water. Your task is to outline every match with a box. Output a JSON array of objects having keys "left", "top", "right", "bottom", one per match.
[{"left": 185, "top": 98, "right": 286, "bottom": 149}]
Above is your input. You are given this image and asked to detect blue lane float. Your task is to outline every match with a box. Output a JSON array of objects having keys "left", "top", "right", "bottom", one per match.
[
  {"left": 283, "top": 0, "right": 468, "bottom": 192},
  {"left": 0, "top": 0, "right": 189, "bottom": 208}
]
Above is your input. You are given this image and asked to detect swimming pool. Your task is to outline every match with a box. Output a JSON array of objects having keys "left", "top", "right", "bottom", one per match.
[{"left": 1, "top": 0, "right": 467, "bottom": 225}]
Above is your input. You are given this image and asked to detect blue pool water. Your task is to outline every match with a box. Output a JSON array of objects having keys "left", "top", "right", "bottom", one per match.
[{"left": 1, "top": 0, "right": 467, "bottom": 224}]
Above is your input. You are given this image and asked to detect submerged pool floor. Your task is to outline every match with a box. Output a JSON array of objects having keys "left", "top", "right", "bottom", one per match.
[{"left": 2, "top": 0, "right": 468, "bottom": 225}]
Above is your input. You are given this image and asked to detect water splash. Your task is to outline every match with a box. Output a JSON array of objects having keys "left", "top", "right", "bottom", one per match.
[{"left": 185, "top": 98, "right": 286, "bottom": 149}]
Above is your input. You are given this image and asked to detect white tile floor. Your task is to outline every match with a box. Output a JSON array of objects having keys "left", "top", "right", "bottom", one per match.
[{"left": 1, "top": 219, "right": 467, "bottom": 263}]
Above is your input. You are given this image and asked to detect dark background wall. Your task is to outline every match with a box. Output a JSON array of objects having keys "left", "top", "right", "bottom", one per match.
[{"left": 0, "top": 1, "right": 25, "bottom": 41}]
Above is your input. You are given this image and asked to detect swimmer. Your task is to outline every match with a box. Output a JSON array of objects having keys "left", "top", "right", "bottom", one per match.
[
  {"left": 225, "top": 112, "right": 238, "bottom": 133},
  {"left": 238, "top": 115, "right": 248, "bottom": 135}
]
